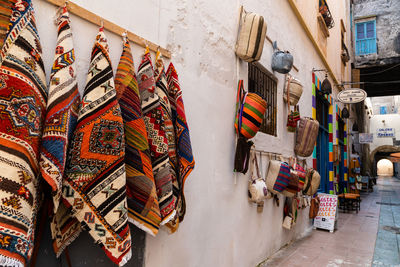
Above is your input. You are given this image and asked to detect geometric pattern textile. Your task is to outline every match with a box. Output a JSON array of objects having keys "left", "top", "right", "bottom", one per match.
[
  {"left": 62, "top": 29, "right": 131, "bottom": 266},
  {"left": 137, "top": 52, "right": 176, "bottom": 224},
  {"left": 0, "top": 1, "right": 47, "bottom": 266},
  {"left": 165, "top": 63, "right": 195, "bottom": 231},
  {"left": 40, "top": 7, "right": 80, "bottom": 213},
  {"left": 116, "top": 40, "right": 161, "bottom": 236}
]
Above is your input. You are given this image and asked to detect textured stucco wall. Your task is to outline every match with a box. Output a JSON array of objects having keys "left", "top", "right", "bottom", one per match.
[
  {"left": 30, "top": 0, "right": 352, "bottom": 266},
  {"left": 353, "top": 0, "right": 400, "bottom": 66}
]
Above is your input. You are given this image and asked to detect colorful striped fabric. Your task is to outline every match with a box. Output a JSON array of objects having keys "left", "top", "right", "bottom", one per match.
[
  {"left": 137, "top": 52, "right": 176, "bottom": 224},
  {"left": 273, "top": 162, "right": 291, "bottom": 192},
  {"left": 285, "top": 169, "right": 299, "bottom": 195},
  {"left": 0, "top": 1, "right": 47, "bottom": 265},
  {"left": 116, "top": 40, "right": 161, "bottom": 236},
  {"left": 295, "top": 163, "right": 306, "bottom": 191},
  {"left": 0, "top": 0, "right": 15, "bottom": 49},
  {"left": 40, "top": 7, "right": 80, "bottom": 213},
  {"left": 62, "top": 29, "right": 131, "bottom": 266},
  {"left": 165, "top": 62, "right": 195, "bottom": 229},
  {"left": 235, "top": 80, "right": 267, "bottom": 139}
]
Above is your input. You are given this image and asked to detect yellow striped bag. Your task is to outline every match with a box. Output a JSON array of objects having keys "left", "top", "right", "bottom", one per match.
[{"left": 234, "top": 80, "right": 267, "bottom": 139}]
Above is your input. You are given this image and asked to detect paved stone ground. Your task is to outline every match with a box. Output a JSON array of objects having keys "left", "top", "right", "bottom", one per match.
[{"left": 259, "top": 177, "right": 400, "bottom": 267}]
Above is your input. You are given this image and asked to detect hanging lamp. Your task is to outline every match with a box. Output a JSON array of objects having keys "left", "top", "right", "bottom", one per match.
[
  {"left": 321, "top": 73, "right": 332, "bottom": 95},
  {"left": 342, "top": 106, "right": 349, "bottom": 119}
]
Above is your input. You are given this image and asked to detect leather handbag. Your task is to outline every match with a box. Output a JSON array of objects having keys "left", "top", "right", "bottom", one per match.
[
  {"left": 271, "top": 41, "right": 293, "bottom": 74},
  {"left": 235, "top": 9, "right": 267, "bottom": 62},
  {"left": 248, "top": 153, "right": 269, "bottom": 212},
  {"left": 234, "top": 136, "right": 254, "bottom": 174},
  {"left": 303, "top": 168, "right": 321, "bottom": 196},
  {"left": 234, "top": 80, "right": 267, "bottom": 139},
  {"left": 309, "top": 196, "right": 320, "bottom": 219},
  {"left": 294, "top": 117, "right": 319, "bottom": 157}
]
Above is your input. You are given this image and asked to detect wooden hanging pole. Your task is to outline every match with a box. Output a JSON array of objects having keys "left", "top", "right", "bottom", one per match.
[{"left": 44, "top": 0, "right": 172, "bottom": 58}]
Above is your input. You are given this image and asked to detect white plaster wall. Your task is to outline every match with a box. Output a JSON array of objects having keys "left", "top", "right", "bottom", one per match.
[
  {"left": 369, "top": 114, "right": 400, "bottom": 152},
  {"left": 31, "top": 0, "right": 351, "bottom": 266}
]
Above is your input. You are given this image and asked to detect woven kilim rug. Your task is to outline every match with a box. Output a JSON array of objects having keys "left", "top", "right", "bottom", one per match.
[
  {"left": 0, "top": 0, "right": 47, "bottom": 266},
  {"left": 137, "top": 52, "right": 176, "bottom": 224},
  {"left": 38, "top": 7, "right": 81, "bottom": 258},
  {"left": 116, "top": 40, "right": 161, "bottom": 236},
  {"left": 62, "top": 29, "right": 131, "bottom": 266},
  {"left": 165, "top": 63, "right": 195, "bottom": 232},
  {"left": 40, "top": 7, "right": 79, "bottom": 212}
]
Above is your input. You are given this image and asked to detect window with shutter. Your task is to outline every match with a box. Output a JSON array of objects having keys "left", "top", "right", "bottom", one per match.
[{"left": 355, "top": 20, "right": 377, "bottom": 55}]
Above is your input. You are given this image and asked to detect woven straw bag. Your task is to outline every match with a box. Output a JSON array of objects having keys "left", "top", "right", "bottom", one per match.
[
  {"left": 235, "top": 80, "right": 267, "bottom": 139},
  {"left": 303, "top": 169, "right": 321, "bottom": 196},
  {"left": 283, "top": 77, "right": 303, "bottom": 106}
]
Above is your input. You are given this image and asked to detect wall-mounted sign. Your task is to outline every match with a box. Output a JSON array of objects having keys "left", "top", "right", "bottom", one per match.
[
  {"left": 359, "top": 133, "right": 373, "bottom": 143},
  {"left": 377, "top": 128, "right": 395, "bottom": 138},
  {"left": 337, "top": 88, "right": 367, "bottom": 104}
]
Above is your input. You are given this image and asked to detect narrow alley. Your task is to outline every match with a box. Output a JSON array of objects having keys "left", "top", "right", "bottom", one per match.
[{"left": 260, "top": 177, "right": 400, "bottom": 266}]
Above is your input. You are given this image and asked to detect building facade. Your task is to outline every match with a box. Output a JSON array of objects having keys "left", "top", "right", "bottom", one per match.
[{"left": 33, "top": 0, "right": 352, "bottom": 266}]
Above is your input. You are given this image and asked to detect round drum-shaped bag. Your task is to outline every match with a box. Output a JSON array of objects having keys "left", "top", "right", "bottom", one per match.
[
  {"left": 303, "top": 169, "right": 321, "bottom": 196},
  {"left": 266, "top": 160, "right": 283, "bottom": 195},
  {"left": 248, "top": 178, "right": 268, "bottom": 203},
  {"left": 283, "top": 78, "right": 303, "bottom": 106}
]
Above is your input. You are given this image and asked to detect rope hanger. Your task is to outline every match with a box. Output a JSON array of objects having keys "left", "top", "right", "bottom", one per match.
[{"left": 45, "top": 0, "right": 172, "bottom": 58}]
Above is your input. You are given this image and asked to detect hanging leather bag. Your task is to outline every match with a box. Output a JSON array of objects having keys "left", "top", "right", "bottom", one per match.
[
  {"left": 271, "top": 41, "right": 293, "bottom": 74},
  {"left": 248, "top": 153, "right": 269, "bottom": 212},
  {"left": 303, "top": 168, "right": 321, "bottom": 196},
  {"left": 309, "top": 196, "right": 320, "bottom": 219},
  {"left": 294, "top": 117, "right": 319, "bottom": 157},
  {"left": 234, "top": 80, "right": 267, "bottom": 139},
  {"left": 235, "top": 9, "right": 267, "bottom": 62}
]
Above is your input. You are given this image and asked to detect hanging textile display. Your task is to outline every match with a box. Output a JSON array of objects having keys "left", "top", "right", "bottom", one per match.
[
  {"left": 165, "top": 63, "right": 195, "bottom": 231},
  {"left": 116, "top": 40, "right": 161, "bottom": 236},
  {"left": 40, "top": 7, "right": 80, "bottom": 212},
  {"left": 0, "top": 0, "right": 47, "bottom": 266},
  {"left": 41, "top": 7, "right": 81, "bottom": 257},
  {"left": 137, "top": 52, "right": 176, "bottom": 224},
  {"left": 62, "top": 28, "right": 131, "bottom": 266}
]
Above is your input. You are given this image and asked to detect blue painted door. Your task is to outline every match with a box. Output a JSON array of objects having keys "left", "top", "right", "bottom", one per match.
[
  {"left": 316, "top": 126, "right": 329, "bottom": 193},
  {"left": 339, "top": 142, "right": 344, "bottom": 183}
]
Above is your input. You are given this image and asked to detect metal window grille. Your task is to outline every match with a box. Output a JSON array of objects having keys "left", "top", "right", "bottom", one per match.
[{"left": 248, "top": 62, "right": 277, "bottom": 136}]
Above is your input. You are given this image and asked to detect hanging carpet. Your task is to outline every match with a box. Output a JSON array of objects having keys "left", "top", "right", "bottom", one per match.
[
  {"left": 62, "top": 28, "right": 131, "bottom": 266},
  {"left": 0, "top": 0, "right": 47, "bottom": 266},
  {"left": 165, "top": 63, "right": 195, "bottom": 232},
  {"left": 116, "top": 40, "right": 161, "bottom": 236},
  {"left": 137, "top": 52, "right": 176, "bottom": 224}
]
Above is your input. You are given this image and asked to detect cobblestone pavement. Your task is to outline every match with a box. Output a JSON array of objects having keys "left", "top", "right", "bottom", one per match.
[{"left": 259, "top": 177, "right": 400, "bottom": 267}]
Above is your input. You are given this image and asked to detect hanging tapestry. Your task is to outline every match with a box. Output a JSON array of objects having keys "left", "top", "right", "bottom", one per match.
[
  {"left": 40, "top": 7, "right": 80, "bottom": 212},
  {"left": 0, "top": 0, "right": 47, "bottom": 266},
  {"left": 165, "top": 63, "right": 195, "bottom": 232},
  {"left": 116, "top": 40, "right": 161, "bottom": 236},
  {"left": 39, "top": 7, "right": 81, "bottom": 257},
  {"left": 62, "top": 29, "right": 131, "bottom": 266},
  {"left": 137, "top": 52, "right": 176, "bottom": 224}
]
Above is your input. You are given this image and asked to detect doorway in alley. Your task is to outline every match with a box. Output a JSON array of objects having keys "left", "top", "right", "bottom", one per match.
[
  {"left": 377, "top": 159, "right": 393, "bottom": 176},
  {"left": 316, "top": 92, "right": 330, "bottom": 193}
]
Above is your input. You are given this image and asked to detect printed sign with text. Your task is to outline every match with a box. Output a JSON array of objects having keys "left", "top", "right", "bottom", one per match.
[{"left": 313, "top": 194, "right": 338, "bottom": 232}]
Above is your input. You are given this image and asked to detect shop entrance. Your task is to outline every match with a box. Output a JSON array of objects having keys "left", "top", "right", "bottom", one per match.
[
  {"left": 377, "top": 159, "right": 394, "bottom": 176},
  {"left": 316, "top": 93, "right": 330, "bottom": 193}
]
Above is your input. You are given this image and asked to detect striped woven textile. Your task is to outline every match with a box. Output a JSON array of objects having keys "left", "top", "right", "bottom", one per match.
[
  {"left": 0, "top": 0, "right": 15, "bottom": 49},
  {"left": 137, "top": 52, "right": 176, "bottom": 224},
  {"left": 295, "top": 163, "right": 306, "bottom": 191},
  {"left": 239, "top": 93, "right": 267, "bottom": 139},
  {"left": 40, "top": 7, "right": 80, "bottom": 212},
  {"left": 165, "top": 63, "right": 195, "bottom": 231},
  {"left": 0, "top": 1, "right": 47, "bottom": 266},
  {"left": 116, "top": 40, "right": 161, "bottom": 236},
  {"left": 273, "top": 162, "right": 291, "bottom": 192},
  {"left": 285, "top": 169, "right": 299, "bottom": 195},
  {"left": 62, "top": 29, "right": 131, "bottom": 266}
]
